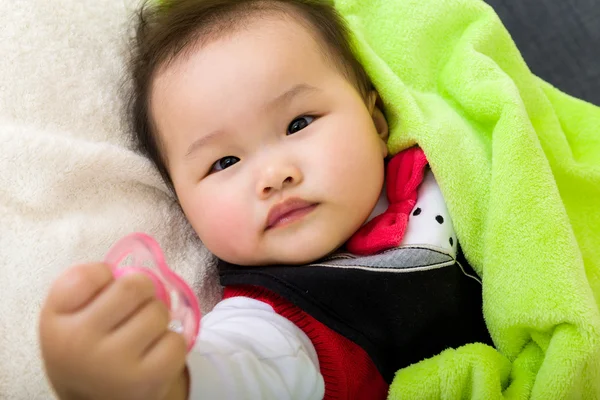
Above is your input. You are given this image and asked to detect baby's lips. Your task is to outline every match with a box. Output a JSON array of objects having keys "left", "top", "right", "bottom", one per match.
[{"left": 104, "top": 232, "right": 202, "bottom": 351}]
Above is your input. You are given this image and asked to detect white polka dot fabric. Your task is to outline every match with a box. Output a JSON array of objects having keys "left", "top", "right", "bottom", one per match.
[{"left": 401, "top": 169, "right": 458, "bottom": 257}]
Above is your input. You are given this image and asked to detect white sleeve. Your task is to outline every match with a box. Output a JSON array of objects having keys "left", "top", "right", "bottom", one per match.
[{"left": 186, "top": 296, "right": 325, "bottom": 400}]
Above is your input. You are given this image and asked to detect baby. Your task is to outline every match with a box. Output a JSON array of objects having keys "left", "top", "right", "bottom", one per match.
[{"left": 39, "top": 0, "right": 491, "bottom": 399}]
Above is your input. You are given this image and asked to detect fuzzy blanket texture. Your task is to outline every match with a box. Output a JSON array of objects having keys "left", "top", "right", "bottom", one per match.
[
  {"left": 0, "top": 1, "right": 220, "bottom": 398},
  {"left": 335, "top": 0, "right": 600, "bottom": 398}
]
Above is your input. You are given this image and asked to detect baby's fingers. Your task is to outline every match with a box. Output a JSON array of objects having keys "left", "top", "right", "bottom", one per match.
[
  {"left": 43, "top": 263, "right": 114, "bottom": 315},
  {"left": 107, "top": 298, "right": 170, "bottom": 356},
  {"left": 142, "top": 330, "right": 187, "bottom": 386},
  {"left": 88, "top": 272, "right": 158, "bottom": 332}
]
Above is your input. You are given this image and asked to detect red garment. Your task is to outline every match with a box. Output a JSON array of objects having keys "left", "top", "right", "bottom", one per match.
[
  {"left": 223, "top": 285, "right": 389, "bottom": 400},
  {"left": 346, "top": 147, "right": 428, "bottom": 255}
]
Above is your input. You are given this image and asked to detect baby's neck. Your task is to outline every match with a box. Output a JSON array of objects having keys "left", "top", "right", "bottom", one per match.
[{"left": 364, "top": 185, "right": 389, "bottom": 225}]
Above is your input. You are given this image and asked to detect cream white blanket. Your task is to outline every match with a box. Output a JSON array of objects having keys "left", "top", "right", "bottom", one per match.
[{"left": 0, "top": 1, "right": 220, "bottom": 398}]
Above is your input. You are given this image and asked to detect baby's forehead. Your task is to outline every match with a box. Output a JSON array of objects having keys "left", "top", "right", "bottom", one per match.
[
  {"left": 152, "top": 20, "right": 338, "bottom": 121},
  {"left": 153, "top": 18, "right": 348, "bottom": 109},
  {"left": 159, "top": 16, "right": 329, "bottom": 78},
  {"left": 154, "top": 4, "right": 349, "bottom": 86}
]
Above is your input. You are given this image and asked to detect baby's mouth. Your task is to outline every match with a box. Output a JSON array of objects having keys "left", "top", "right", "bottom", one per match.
[{"left": 265, "top": 198, "right": 318, "bottom": 230}]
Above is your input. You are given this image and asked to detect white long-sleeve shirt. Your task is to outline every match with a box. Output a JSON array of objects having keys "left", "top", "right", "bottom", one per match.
[{"left": 187, "top": 296, "right": 325, "bottom": 400}]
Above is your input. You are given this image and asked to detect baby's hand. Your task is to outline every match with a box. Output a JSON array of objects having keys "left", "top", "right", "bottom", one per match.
[{"left": 39, "top": 263, "right": 189, "bottom": 400}]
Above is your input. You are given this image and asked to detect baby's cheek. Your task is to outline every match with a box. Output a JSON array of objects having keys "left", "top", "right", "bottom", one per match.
[{"left": 196, "top": 197, "right": 254, "bottom": 259}]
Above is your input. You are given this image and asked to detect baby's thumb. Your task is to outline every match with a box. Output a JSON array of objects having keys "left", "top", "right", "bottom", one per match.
[{"left": 43, "top": 263, "right": 114, "bottom": 315}]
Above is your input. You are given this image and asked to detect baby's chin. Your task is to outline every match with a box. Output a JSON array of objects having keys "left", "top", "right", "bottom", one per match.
[
  {"left": 267, "top": 249, "right": 339, "bottom": 266},
  {"left": 212, "top": 219, "right": 357, "bottom": 266},
  {"left": 218, "top": 242, "right": 343, "bottom": 267}
]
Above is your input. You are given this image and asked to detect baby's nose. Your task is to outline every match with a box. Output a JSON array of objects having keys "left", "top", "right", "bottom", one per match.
[{"left": 257, "top": 163, "right": 303, "bottom": 198}]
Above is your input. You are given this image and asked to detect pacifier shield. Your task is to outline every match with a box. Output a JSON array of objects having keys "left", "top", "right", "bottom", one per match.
[{"left": 104, "top": 233, "right": 201, "bottom": 351}]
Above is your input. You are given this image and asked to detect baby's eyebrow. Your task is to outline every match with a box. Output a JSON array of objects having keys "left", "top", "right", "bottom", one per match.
[
  {"left": 265, "top": 83, "right": 321, "bottom": 111},
  {"left": 184, "top": 129, "right": 225, "bottom": 160}
]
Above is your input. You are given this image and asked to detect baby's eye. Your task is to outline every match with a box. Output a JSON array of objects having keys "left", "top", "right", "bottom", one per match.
[
  {"left": 287, "top": 116, "right": 314, "bottom": 135},
  {"left": 210, "top": 156, "right": 240, "bottom": 173}
]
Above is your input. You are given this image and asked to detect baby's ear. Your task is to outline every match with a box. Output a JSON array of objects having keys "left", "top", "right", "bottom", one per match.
[{"left": 368, "top": 91, "right": 389, "bottom": 143}]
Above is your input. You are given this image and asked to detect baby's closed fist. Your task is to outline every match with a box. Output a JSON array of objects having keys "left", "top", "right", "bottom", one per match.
[{"left": 39, "top": 263, "right": 188, "bottom": 400}]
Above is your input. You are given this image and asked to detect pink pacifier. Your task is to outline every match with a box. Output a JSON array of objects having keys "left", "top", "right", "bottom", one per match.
[{"left": 104, "top": 232, "right": 201, "bottom": 351}]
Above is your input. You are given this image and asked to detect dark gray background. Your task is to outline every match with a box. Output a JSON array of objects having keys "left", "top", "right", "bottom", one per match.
[{"left": 485, "top": 0, "right": 599, "bottom": 106}]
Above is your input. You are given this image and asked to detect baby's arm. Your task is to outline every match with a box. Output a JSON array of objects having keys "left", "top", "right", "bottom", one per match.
[
  {"left": 40, "top": 263, "right": 322, "bottom": 400},
  {"left": 187, "top": 297, "right": 325, "bottom": 400}
]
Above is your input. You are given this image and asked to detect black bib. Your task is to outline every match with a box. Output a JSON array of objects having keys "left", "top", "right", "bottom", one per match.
[{"left": 219, "top": 246, "right": 492, "bottom": 383}]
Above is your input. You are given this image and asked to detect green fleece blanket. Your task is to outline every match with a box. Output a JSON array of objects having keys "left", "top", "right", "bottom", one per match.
[{"left": 335, "top": 0, "right": 600, "bottom": 398}]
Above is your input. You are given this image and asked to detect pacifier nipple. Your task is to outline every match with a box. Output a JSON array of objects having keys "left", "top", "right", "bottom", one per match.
[{"left": 104, "top": 233, "right": 201, "bottom": 351}]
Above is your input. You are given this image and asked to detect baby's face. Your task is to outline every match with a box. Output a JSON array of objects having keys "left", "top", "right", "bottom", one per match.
[{"left": 151, "top": 16, "right": 387, "bottom": 265}]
